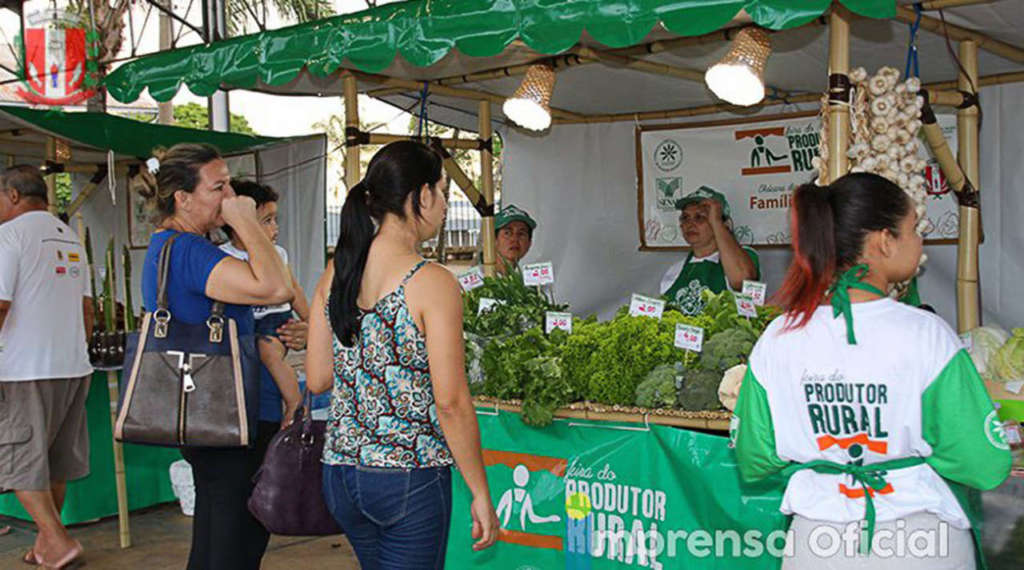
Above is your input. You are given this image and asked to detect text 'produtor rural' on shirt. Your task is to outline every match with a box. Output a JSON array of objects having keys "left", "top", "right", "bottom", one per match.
[{"left": 733, "top": 298, "right": 1011, "bottom": 529}]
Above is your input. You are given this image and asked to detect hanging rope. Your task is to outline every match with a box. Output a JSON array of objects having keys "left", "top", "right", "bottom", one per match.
[
  {"left": 904, "top": 3, "right": 922, "bottom": 79},
  {"left": 416, "top": 81, "right": 430, "bottom": 138}
]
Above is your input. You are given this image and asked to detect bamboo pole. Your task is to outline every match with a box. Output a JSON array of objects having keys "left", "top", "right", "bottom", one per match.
[
  {"left": 430, "top": 141, "right": 486, "bottom": 212},
  {"left": 343, "top": 74, "right": 361, "bottom": 193},
  {"left": 896, "top": 6, "right": 1024, "bottom": 65},
  {"left": 45, "top": 137, "right": 57, "bottom": 213},
  {"left": 920, "top": 0, "right": 995, "bottom": 8},
  {"left": 473, "top": 399, "right": 731, "bottom": 431},
  {"left": 102, "top": 241, "right": 131, "bottom": 548},
  {"left": 553, "top": 71, "right": 1024, "bottom": 124},
  {"left": 827, "top": 6, "right": 851, "bottom": 183},
  {"left": 956, "top": 40, "right": 980, "bottom": 332},
  {"left": 366, "top": 132, "right": 483, "bottom": 150},
  {"left": 479, "top": 101, "right": 497, "bottom": 277},
  {"left": 571, "top": 46, "right": 705, "bottom": 83},
  {"left": 353, "top": 71, "right": 584, "bottom": 121}
]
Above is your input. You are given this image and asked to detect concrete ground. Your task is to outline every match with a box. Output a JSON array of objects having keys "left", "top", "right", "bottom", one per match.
[{"left": 0, "top": 503, "right": 359, "bottom": 569}]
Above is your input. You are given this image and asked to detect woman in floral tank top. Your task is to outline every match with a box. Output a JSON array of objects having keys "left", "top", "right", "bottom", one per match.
[{"left": 307, "top": 141, "right": 499, "bottom": 569}]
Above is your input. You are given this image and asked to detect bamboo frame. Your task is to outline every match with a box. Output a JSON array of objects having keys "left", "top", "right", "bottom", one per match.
[
  {"left": 365, "top": 132, "right": 483, "bottom": 150},
  {"left": 436, "top": 146, "right": 485, "bottom": 211},
  {"left": 65, "top": 179, "right": 100, "bottom": 217},
  {"left": 552, "top": 71, "right": 1024, "bottom": 125},
  {"left": 107, "top": 368, "right": 131, "bottom": 548},
  {"left": 479, "top": 101, "right": 497, "bottom": 277},
  {"left": 571, "top": 46, "right": 705, "bottom": 83},
  {"left": 474, "top": 399, "right": 731, "bottom": 432},
  {"left": 353, "top": 71, "right": 584, "bottom": 121},
  {"left": 827, "top": 6, "right": 851, "bottom": 183},
  {"left": 920, "top": 0, "right": 996, "bottom": 8},
  {"left": 343, "top": 74, "right": 360, "bottom": 192},
  {"left": 45, "top": 137, "right": 57, "bottom": 213},
  {"left": 896, "top": 6, "right": 1024, "bottom": 64},
  {"left": 956, "top": 40, "right": 980, "bottom": 333}
]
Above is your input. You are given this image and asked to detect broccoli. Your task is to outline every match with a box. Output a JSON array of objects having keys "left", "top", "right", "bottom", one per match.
[
  {"left": 700, "top": 327, "right": 758, "bottom": 372},
  {"left": 677, "top": 368, "right": 724, "bottom": 411},
  {"left": 635, "top": 363, "right": 684, "bottom": 409}
]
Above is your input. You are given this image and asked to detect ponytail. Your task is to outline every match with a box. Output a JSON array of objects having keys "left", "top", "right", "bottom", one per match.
[
  {"left": 329, "top": 182, "right": 375, "bottom": 346},
  {"left": 777, "top": 183, "right": 836, "bottom": 328},
  {"left": 776, "top": 173, "right": 911, "bottom": 329},
  {"left": 327, "top": 141, "right": 444, "bottom": 347}
]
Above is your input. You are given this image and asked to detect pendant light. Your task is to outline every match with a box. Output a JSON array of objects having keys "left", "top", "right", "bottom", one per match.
[
  {"left": 503, "top": 63, "right": 556, "bottom": 131},
  {"left": 705, "top": 27, "right": 772, "bottom": 107}
]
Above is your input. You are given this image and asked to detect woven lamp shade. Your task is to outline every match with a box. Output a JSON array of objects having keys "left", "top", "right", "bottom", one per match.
[
  {"left": 705, "top": 27, "right": 771, "bottom": 106},
  {"left": 503, "top": 63, "right": 556, "bottom": 131}
]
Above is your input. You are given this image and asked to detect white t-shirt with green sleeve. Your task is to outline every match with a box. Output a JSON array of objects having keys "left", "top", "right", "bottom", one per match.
[{"left": 733, "top": 298, "right": 1011, "bottom": 529}]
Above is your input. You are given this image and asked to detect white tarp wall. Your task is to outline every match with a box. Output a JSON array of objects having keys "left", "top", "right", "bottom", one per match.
[
  {"left": 504, "top": 84, "right": 1024, "bottom": 329},
  {"left": 74, "top": 134, "right": 326, "bottom": 314}
]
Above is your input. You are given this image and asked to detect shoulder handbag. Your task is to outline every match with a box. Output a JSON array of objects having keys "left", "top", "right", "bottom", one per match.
[
  {"left": 115, "top": 233, "right": 259, "bottom": 448},
  {"left": 248, "top": 390, "right": 342, "bottom": 536}
]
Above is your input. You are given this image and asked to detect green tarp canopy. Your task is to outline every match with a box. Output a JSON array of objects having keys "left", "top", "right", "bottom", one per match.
[
  {"left": 0, "top": 105, "right": 281, "bottom": 161},
  {"left": 105, "top": 0, "right": 895, "bottom": 104}
]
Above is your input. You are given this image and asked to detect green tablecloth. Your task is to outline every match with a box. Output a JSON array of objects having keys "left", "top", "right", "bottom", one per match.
[{"left": 0, "top": 370, "right": 180, "bottom": 524}]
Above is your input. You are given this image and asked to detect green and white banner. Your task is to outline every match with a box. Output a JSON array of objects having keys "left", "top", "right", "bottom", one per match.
[{"left": 447, "top": 410, "right": 790, "bottom": 569}]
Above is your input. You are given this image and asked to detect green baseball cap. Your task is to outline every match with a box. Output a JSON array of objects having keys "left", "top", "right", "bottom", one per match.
[
  {"left": 674, "top": 186, "right": 731, "bottom": 219},
  {"left": 495, "top": 204, "right": 537, "bottom": 231}
]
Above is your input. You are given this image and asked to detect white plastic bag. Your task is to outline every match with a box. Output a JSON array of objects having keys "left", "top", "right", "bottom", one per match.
[{"left": 169, "top": 459, "right": 195, "bottom": 517}]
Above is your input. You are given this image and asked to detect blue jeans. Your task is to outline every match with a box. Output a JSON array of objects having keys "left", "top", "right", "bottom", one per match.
[{"left": 322, "top": 463, "right": 453, "bottom": 570}]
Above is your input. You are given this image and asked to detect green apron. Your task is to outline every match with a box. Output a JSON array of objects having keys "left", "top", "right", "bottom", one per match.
[{"left": 664, "top": 249, "right": 759, "bottom": 315}]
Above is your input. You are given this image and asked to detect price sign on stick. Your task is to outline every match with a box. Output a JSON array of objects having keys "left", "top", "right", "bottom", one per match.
[
  {"left": 742, "top": 280, "right": 767, "bottom": 306},
  {"left": 478, "top": 298, "right": 505, "bottom": 315},
  {"left": 629, "top": 294, "right": 665, "bottom": 320},
  {"left": 458, "top": 267, "right": 485, "bottom": 291},
  {"left": 522, "top": 262, "right": 555, "bottom": 286},
  {"left": 674, "top": 324, "right": 704, "bottom": 352},
  {"left": 734, "top": 293, "right": 758, "bottom": 318},
  {"left": 545, "top": 312, "right": 573, "bottom": 334}
]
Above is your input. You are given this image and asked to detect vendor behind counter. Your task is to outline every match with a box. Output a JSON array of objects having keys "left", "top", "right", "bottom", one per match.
[{"left": 660, "top": 186, "right": 759, "bottom": 314}]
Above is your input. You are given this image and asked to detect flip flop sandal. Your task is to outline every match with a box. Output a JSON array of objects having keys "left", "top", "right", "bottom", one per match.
[
  {"left": 38, "top": 541, "right": 85, "bottom": 570},
  {"left": 22, "top": 548, "right": 40, "bottom": 565}
]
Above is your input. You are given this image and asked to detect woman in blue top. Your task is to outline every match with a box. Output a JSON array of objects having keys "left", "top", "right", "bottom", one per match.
[
  {"left": 138, "top": 143, "right": 293, "bottom": 570},
  {"left": 307, "top": 141, "right": 499, "bottom": 568}
]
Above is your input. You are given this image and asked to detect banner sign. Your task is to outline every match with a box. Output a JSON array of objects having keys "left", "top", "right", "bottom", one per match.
[
  {"left": 637, "top": 112, "right": 960, "bottom": 250},
  {"left": 447, "top": 411, "right": 790, "bottom": 569}
]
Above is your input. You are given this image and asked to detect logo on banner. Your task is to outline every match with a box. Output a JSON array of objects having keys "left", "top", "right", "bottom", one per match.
[
  {"left": 655, "top": 177, "right": 681, "bottom": 211},
  {"left": 735, "top": 123, "right": 819, "bottom": 176},
  {"left": 485, "top": 449, "right": 568, "bottom": 551},
  {"left": 653, "top": 139, "right": 683, "bottom": 171},
  {"left": 16, "top": 7, "right": 97, "bottom": 105}
]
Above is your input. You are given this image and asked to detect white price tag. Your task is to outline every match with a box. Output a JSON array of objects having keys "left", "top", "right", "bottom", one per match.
[
  {"left": 629, "top": 294, "right": 665, "bottom": 320},
  {"left": 674, "top": 324, "right": 704, "bottom": 352},
  {"left": 742, "top": 280, "right": 767, "bottom": 306},
  {"left": 458, "top": 266, "right": 485, "bottom": 291},
  {"left": 734, "top": 293, "right": 758, "bottom": 318},
  {"left": 478, "top": 298, "right": 505, "bottom": 315},
  {"left": 545, "top": 312, "right": 573, "bottom": 334},
  {"left": 522, "top": 262, "right": 555, "bottom": 286}
]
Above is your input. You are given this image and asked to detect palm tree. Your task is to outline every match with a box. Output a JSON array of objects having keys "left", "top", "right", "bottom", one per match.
[
  {"left": 227, "top": 0, "right": 333, "bottom": 35},
  {"left": 68, "top": 0, "right": 130, "bottom": 112}
]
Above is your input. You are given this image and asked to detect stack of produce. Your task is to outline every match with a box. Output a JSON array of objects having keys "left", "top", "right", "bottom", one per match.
[{"left": 465, "top": 282, "right": 780, "bottom": 426}]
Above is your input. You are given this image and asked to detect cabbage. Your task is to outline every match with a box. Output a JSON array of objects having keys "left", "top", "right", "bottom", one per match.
[
  {"left": 966, "top": 326, "right": 1009, "bottom": 380},
  {"left": 992, "top": 328, "right": 1024, "bottom": 383}
]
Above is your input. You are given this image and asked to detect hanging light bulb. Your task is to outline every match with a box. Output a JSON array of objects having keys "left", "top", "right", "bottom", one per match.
[
  {"left": 705, "top": 27, "right": 772, "bottom": 106},
  {"left": 503, "top": 63, "right": 556, "bottom": 131}
]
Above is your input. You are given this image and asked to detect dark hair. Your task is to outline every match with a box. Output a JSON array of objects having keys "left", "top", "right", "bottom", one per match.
[
  {"left": 223, "top": 180, "right": 279, "bottom": 237},
  {"left": 328, "top": 141, "right": 443, "bottom": 346},
  {"left": 136, "top": 143, "right": 222, "bottom": 222},
  {"left": 777, "top": 172, "right": 911, "bottom": 328},
  {"left": 1, "top": 165, "right": 48, "bottom": 204}
]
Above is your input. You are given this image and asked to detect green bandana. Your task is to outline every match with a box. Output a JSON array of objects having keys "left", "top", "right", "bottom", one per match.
[
  {"left": 782, "top": 456, "right": 926, "bottom": 555},
  {"left": 828, "top": 265, "right": 886, "bottom": 345}
]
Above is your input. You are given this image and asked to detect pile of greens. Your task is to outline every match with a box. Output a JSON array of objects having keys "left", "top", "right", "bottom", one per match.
[{"left": 466, "top": 286, "right": 783, "bottom": 426}]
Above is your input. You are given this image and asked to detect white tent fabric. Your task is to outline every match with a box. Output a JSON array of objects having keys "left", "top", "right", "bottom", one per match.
[
  {"left": 73, "top": 135, "right": 326, "bottom": 314},
  {"left": 504, "top": 84, "right": 1023, "bottom": 329}
]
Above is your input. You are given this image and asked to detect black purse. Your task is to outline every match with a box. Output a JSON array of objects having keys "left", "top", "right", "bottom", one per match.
[
  {"left": 115, "top": 233, "right": 260, "bottom": 448},
  {"left": 248, "top": 390, "right": 342, "bottom": 536}
]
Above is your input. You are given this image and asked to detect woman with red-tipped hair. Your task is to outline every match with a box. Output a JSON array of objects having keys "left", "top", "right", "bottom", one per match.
[{"left": 732, "top": 173, "right": 1009, "bottom": 569}]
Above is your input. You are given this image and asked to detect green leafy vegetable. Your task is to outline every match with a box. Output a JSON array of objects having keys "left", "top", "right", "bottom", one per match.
[{"left": 635, "top": 363, "right": 684, "bottom": 409}]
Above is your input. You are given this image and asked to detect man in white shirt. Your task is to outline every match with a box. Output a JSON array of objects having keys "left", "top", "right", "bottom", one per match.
[{"left": 0, "top": 166, "right": 92, "bottom": 568}]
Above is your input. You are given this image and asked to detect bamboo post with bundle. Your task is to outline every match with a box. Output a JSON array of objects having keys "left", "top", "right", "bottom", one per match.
[
  {"left": 956, "top": 40, "right": 981, "bottom": 333},
  {"left": 826, "top": 5, "right": 852, "bottom": 183},
  {"left": 479, "top": 101, "right": 497, "bottom": 277},
  {"left": 103, "top": 238, "right": 131, "bottom": 548},
  {"left": 343, "top": 74, "right": 361, "bottom": 194}
]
